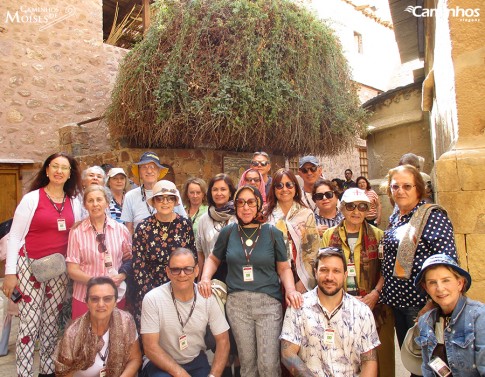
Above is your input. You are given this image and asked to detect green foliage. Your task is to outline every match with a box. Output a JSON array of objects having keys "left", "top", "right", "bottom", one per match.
[{"left": 106, "top": 0, "right": 367, "bottom": 156}]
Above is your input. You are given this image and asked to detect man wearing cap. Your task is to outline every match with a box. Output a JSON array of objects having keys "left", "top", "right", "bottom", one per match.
[
  {"left": 121, "top": 151, "right": 187, "bottom": 233},
  {"left": 141, "top": 247, "right": 229, "bottom": 377},
  {"left": 320, "top": 188, "right": 395, "bottom": 377},
  {"left": 343, "top": 169, "right": 357, "bottom": 190},
  {"left": 250, "top": 151, "right": 272, "bottom": 196},
  {"left": 298, "top": 156, "right": 323, "bottom": 212},
  {"left": 281, "top": 247, "right": 380, "bottom": 376}
]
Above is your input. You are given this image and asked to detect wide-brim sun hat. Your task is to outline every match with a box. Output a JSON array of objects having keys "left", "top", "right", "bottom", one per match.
[
  {"left": 107, "top": 167, "right": 127, "bottom": 178},
  {"left": 147, "top": 180, "right": 181, "bottom": 207},
  {"left": 400, "top": 323, "right": 423, "bottom": 376},
  {"left": 414, "top": 254, "right": 471, "bottom": 293},
  {"left": 341, "top": 188, "right": 370, "bottom": 204},
  {"left": 131, "top": 151, "right": 169, "bottom": 180}
]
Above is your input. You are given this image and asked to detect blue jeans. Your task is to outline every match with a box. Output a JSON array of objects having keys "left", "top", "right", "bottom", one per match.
[
  {"left": 392, "top": 306, "right": 422, "bottom": 348},
  {"left": 143, "top": 351, "right": 210, "bottom": 377}
]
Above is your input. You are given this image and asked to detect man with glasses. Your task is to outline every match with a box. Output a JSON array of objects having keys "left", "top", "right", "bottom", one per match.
[
  {"left": 141, "top": 248, "right": 229, "bottom": 377},
  {"left": 251, "top": 151, "right": 272, "bottom": 196},
  {"left": 298, "top": 156, "right": 323, "bottom": 212},
  {"left": 281, "top": 247, "right": 380, "bottom": 376}
]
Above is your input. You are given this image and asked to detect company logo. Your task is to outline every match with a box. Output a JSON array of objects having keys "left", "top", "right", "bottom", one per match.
[
  {"left": 405, "top": 5, "right": 480, "bottom": 22},
  {"left": 4, "top": 6, "right": 75, "bottom": 30}
]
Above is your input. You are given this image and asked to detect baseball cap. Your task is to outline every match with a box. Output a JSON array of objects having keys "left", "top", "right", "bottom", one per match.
[
  {"left": 341, "top": 188, "right": 370, "bottom": 204},
  {"left": 299, "top": 156, "right": 319, "bottom": 168}
]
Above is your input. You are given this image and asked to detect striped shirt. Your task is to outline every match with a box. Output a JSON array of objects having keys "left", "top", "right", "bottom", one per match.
[
  {"left": 364, "top": 189, "right": 380, "bottom": 220},
  {"left": 66, "top": 217, "right": 131, "bottom": 302},
  {"left": 314, "top": 211, "right": 344, "bottom": 229}
]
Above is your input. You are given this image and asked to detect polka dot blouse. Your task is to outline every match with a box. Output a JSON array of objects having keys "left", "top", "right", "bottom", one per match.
[{"left": 381, "top": 201, "right": 458, "bottom": 308}]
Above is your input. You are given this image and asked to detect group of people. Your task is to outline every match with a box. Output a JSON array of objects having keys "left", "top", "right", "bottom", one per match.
[{"left": 1, "top": 149, "right": 483, "bottom": 377}]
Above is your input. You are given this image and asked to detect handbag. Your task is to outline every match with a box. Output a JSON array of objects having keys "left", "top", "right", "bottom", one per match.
[{"left": 29, "top": 252, "right": 67, "bottom": 283}]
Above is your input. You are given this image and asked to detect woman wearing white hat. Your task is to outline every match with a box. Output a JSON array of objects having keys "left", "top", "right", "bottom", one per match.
[
  {"left": 106, "top": 167, "right": 131, "bottom": 223},
  {"left": 131, "top": 180, "right": 196, "bottom": 329},
  {"left": 321, "top": 188, "right": 395, "bottom": 377},
  {"left": 410, "top": 254, "right": 484, "bottom": 377}
]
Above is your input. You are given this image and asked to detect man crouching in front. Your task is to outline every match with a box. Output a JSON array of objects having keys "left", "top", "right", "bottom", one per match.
[{"left": 141, "top": 247, "right": 229, "bottom": 377}]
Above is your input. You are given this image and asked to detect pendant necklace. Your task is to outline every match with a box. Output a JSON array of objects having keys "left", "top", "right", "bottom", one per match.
[{"left": 239, "top": 225, "right": 259, "bottom": 247}]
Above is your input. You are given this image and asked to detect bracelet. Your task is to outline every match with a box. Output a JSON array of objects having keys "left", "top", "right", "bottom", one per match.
[{"left": 373, "top": 288, "right": 381, "bottom": 295}]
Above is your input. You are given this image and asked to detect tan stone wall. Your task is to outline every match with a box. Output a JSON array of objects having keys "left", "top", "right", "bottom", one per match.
[{"left": 0, "top": 1, "right": 126, "bottom": 161}]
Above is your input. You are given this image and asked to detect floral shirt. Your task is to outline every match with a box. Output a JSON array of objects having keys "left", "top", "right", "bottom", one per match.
[
  {"left": 132, "top": 214, "right": 196, "bottom": 328},
  {"left": 281, "top": 288, "right": 380, "bottom": 376},
  {"left": 381, "top": 200, "right": 457, "bottom": 308}
]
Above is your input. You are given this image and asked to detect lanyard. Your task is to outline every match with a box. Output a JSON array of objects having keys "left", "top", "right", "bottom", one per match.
[
  {"left": 303, "top": 191, "right": 315, "bottom": 211},
  {"left": 170, "top": 283, "right": 197, "bottom": 331},
  {"left": 98, "top": 344, "right": 109, "bottom": 367},
  {"left": 238, "top": 225, "right": 261, "bottom": 264},
  {"left": 321, "top": 300, "right": 344, "bottom": 323},
  {"left": 91, "top": 218, "right": 107, "bottom": 238},
  {"left": 45, "top": 191, "right": 67, "bottom": 216},
  {"left": 141, "top": 185, "right": 155, "bottom": 215}
]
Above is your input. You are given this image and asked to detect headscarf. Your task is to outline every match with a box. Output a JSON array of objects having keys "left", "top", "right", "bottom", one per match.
[
  {"left": 237, "top": 169, "right": 267, "bottom": 204},
  {"left": 234, "top": 185, "right": 264, "bottom": 225}
]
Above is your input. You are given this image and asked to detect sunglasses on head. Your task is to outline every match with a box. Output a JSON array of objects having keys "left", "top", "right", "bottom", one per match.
[
  {"left": 344, "top": 202, "right": 369, "bottom": 212},
  {"left": 168, "top": 266, "right": 196, "bottom": 275},
  {"left": 251, "top": 161, "right": 270, "bottom": 167},
  {"left": 317, "top": 247, "right": 344, "bottom": 256},
  {"left": 299, "top": 166, "right": 319, "bottom": 174},
  {"left": 312, "top": 191, "right": 335, "bottom": 201},
  {"left": 96, "top": 234, "right": 107, "bottom": 253},
  {"left": 274, "top": 181, "right": 295, "bottom": 190},
  {"left": 235, "top": 198, "right": 258, "bottom": 208}
]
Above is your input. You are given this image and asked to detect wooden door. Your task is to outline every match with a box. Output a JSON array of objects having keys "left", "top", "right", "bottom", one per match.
[{"left": 0, "top": 167, "right": 21, "bottom": 222}]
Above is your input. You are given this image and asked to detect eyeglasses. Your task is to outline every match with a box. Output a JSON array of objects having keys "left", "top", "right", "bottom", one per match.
[
  {"left": 140, "top": 164, "right": 159, "bottom": 171},
  {"left": 299, "top": 166, "right": 319, "bottom": 174},
  {"left": 154, "top": 195, "right": 176, "bottom": 203},
  {"left": 390, "top": 184, "right": 416, "bottom": 192},
  {"left": 235, "top": 198, "right": 258, "bottom": 208},
  {"left": 88, "top": 295, "right": 115, "bottom": 304},
  {"left": 168, "top": 266, "right": 196, "bottom": 275},
  {"left": 250, "top": 161, "right": 270, "bottom": 167},
  {"left": 246, "top": 177, "right": 261, "bottom": 183},
  {"left": 312, "top": 191, "right": 334, "bottom": 201},
  {"left": 274, "top": 182, "right": 295, "bottom": 190},
  {"left": 96, "top": 234, "right": 107, "bottom": 253},
  {"left": 344, "top": 202, "right": 369, "bottom": 212},
  {"left": 49, "top": 164, "right": 71, "bottom": 172}
]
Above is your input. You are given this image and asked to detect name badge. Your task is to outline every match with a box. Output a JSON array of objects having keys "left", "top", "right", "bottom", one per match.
[
  {"left": 179, "top": 333, "right": 188, "bottom": 350},
  {"left": 243, "top": 265, "right": 254, "bottom": 282},
  {"left": 347, "top": 263, "right": 357, "bottom": 277},
  {"left": 57, "top": 218, "right": 67, "bottom": 231},
  {"left": 378, "top": 244, "right": 384, "bottom": 259},
  {"left": 324, "top": 328, "right": 335, "bottom": 345},
  {"left": 104, "top": 253, "right": 113, "bottom": 269},
  {"left": 428, "top": 356, "right": 452, "bottom": 377},
  {"left": 99, "top": 368, "right": 107, "bottom": 377}
]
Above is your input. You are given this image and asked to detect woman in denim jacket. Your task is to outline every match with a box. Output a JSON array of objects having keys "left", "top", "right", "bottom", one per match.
[{"left": 414, "top": 254, "right": 485, "bottom": 376}]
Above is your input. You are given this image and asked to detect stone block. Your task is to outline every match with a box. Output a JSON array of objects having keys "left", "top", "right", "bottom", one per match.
[
  {"left": 438, "top": 191, "right": 485, "bottom": 234},
  {"left": 435, "top": 152, "right": 459, "bottom": 192},
  {"left": 6, "top": 108, "right": 24, "bottom": 123},
  {"left": 455, "top": 149, "right": 485, "bottom": 191},
  {"left": 454, "top": 233, "right": 467, "bottom": 269},
  {"left": 465, "top": 233, "right": 485, "bottom": 302}
]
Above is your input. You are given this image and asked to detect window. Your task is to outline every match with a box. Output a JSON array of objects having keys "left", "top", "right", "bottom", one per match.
[
  {"left": 354, "top": 31, "right": 363, "bottom": 54},
  {"left": 359, "top": 148, "right": 368, "bottom": 177}
]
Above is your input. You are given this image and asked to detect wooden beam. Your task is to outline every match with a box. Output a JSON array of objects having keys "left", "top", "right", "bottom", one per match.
[{"left": 142, "top": 0, "right": 150, "bottom": 35}]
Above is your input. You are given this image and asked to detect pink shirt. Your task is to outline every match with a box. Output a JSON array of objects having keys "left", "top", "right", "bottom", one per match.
[
  {"left": 364, "top": 189, "right": 380, "bottom": 220},
  {"left": 66, "top": 217, "right": 131, "bottom": 302},
  {"left": 24, "top": 188, "right": 74, "bottom": 259}
]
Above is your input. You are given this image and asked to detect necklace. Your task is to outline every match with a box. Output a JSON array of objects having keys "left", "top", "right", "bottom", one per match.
[
  {"left": 239, "top": 225, "right": 259, "bottom": 246},
  {"left": 157, "top": 214, "right": 174, "bottom": 241}
]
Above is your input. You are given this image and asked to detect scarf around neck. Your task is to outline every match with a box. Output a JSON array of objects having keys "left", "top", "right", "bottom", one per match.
[{"left": 208, "top": 201, "right": 235, "bottom": 223}]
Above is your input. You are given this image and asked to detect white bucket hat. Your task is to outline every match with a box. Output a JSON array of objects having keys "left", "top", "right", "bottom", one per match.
[
  {"left": 147, "top": 180, "right": 181, "bottom": 207},
  {"left": 400, "top": 323, "right": 423, "bottom": 376}
]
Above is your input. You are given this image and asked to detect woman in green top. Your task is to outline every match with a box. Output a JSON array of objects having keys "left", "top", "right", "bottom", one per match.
[
  {"left": 198, "top": 185, "right": 302, "bottom": 377},
  {"left": 182, "top": 177, "right": 208, "bottom": 238}
]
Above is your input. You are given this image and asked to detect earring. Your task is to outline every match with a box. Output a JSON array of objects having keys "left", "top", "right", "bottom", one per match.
[{"left": 46, "top": 174, "right": 49, "bottom": 177}]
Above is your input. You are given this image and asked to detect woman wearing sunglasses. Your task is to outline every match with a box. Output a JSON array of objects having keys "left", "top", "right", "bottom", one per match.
[
  {"left": 264, "top": 169, "right": 320, "bottom": 294},
  {"left": 320, "top": 188, "right": 395, "bottom": 377},
  {"left": 66, "top": 185, "right": 132, "bottom": 319},
  {"left": 131, "top": 180, "right": 196, "bottom": 329},
  {"left": 312, "top": 179, "right": 344, "bottom": 236},
  {"left": 199, "top": 185, "right": 302, "bottom": 377},
  {"left": 238, "top": 168, "right": 267, "bottom": 204},
  {"left": 381, "top": 165, "right": 457, "bottom": 372}
]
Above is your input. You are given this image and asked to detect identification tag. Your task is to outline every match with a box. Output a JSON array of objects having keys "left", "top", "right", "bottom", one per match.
[
  {"left": 57, "top": 218, "right": 67, "bottom": 231},
  {"left": 348, "top": 263, "right": 357, "bottom": 277},
  {"left": 428, "top": 356, "right": 452, "bottom": 377},
  {"left": 243, "top": 265, "right": 254, "bottom": 282},
  {"left": 179, "top": 334, "right": 188, "bottom": 350},
  {"left": 323, "top": 328, "right": 335, "bottom": 345},
  {"left": 104, "top": 253, "right": 113, "bottom": 269},
  {"left": 99, "top": 368, "right": 107, "bottom": 377},
  {"left": 378, "top": 244, "right": 384, "bottom": 259}
]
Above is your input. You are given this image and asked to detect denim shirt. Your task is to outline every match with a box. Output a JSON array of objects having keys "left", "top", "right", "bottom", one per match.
[{"left": 416, "top": 296, "right": 485, "bottom": 377}]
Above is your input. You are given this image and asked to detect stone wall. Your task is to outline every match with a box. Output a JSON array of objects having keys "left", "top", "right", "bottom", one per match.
[{"left": 0, "top": 0, "right": 126, "bottom": 161}]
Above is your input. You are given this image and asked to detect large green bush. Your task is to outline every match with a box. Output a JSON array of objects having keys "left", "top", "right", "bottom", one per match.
[{"left": 106, "top": 0, "right": 367, "bottom": 156}]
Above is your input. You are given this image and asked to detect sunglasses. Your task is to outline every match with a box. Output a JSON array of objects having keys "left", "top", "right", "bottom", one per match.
[
  {"left": 88, "top": 295, "right": 115, "bottom": 304},
  {"left": 235, "top": 198, "right": 258, "bottom": 208},
  {"left": 344, "top": 202, "right": 369, "bottom": 212},
  {"left": 246, "top": 177, "right": 261, "bottom": 183},
  {"left": 312, "top": 191, "right": 334, "bottom": 201},
  {"left": 96, "top": 234, "right": 107, "bottom": 253},
  {"left": 168, "top": 266, "right": 196, "bottom": 275},
  {"left": 274, "top": 182, "right": 295, "bottom": 190},
  {"left": 251, "top": 161, "right": 270, "bottom": 167},
  {"left": 390, "top": 184, "right": 416, "bottom": 192},
  {"left": 299, "top": 166, "right": 319, "bottom": 174},
  {"left": 154, "top": 195, "right": 176, "bottom": 203}
]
